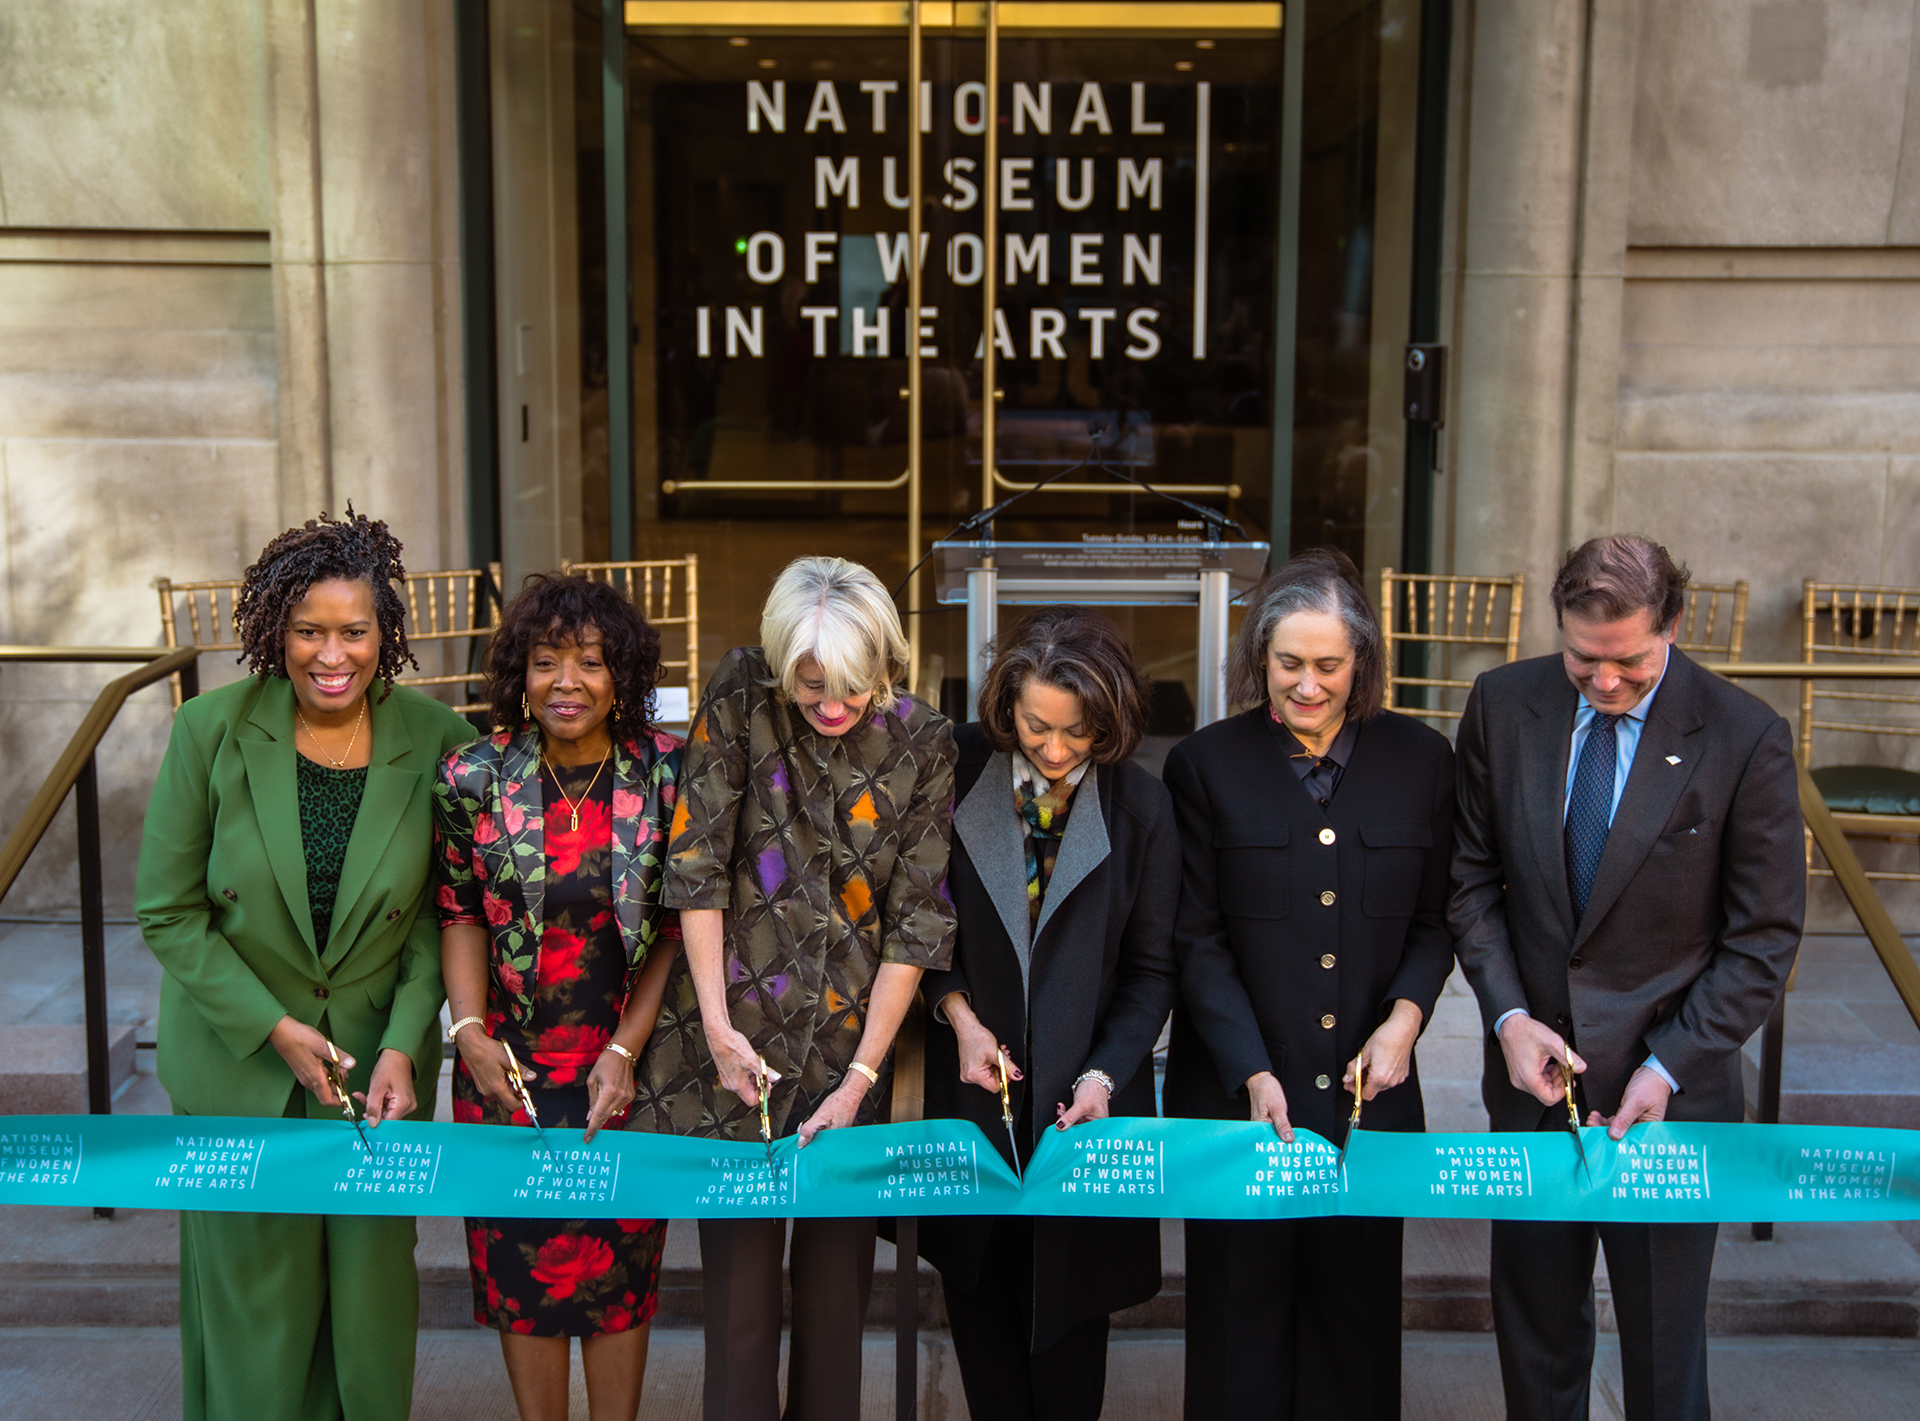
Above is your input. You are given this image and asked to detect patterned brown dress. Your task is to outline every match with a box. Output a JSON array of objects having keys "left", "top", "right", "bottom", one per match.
[
  {"left": 635, "top": 646, "right": 958, "bottom": 1141},
  {"left": 441, "top": 756, "right": 671, "bottom": 1337}
]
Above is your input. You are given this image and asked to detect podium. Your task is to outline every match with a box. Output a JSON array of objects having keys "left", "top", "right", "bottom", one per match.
[{"left": 933, "top": 539, "right": 1271, "bottom": 728}]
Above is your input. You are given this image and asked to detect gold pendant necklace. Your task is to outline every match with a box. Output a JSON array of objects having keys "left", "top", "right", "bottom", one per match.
[
  {"left": 543, "top": 742, "right": 612, "bottom": 831},
  {"left": 297, "top": 697, "right": 367, "bottom": 769}
]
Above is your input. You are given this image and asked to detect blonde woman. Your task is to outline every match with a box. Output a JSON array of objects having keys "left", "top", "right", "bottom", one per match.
[{"left": 633, "top": 556, "right": 957, "bottom": 1421}]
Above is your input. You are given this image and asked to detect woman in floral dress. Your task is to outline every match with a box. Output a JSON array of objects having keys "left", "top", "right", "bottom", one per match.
[{"left": 434, "top": 574, "right": 682, "bottom": 1421}]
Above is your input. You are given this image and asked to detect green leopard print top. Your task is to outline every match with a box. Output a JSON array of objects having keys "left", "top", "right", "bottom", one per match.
[{"left": 296, "top": 754, "right": 367, "bottom": 949}]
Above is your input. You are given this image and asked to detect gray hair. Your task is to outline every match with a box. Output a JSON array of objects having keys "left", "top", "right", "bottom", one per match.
[
  {"left": 1226, "top": 547, "right": 1385, "bottom": 718},
  {"left": 760, "top": 556, "right": 909, "bottom": 711}
]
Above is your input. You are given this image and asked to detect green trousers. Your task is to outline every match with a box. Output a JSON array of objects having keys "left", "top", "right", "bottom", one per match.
[{"left": 178, "top": 1207, "right": 420, "bottom": 1421}]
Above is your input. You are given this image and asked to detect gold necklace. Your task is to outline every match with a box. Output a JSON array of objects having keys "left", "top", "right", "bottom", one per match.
[
  {"left": 297, "top": 698, "right": 367, "bottom": 769},
  {"left": 542, "top": 742, "right": 612, "bottom": 831}
]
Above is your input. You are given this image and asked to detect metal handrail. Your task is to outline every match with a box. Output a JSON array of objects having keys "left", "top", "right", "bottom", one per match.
[
  {"left": 0, "top": 645, "right": 201, "bottom": 1145},
  {"left": 0, "top": 646, "right": 201, "bottom": 902},
  {"left": 1701, "top": 659, "right": 1920, "bottom": 1240}
]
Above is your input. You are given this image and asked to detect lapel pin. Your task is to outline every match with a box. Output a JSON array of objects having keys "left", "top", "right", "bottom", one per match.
[{"left": 1665, "top": 755, "right": 1682, "bottom": 765}]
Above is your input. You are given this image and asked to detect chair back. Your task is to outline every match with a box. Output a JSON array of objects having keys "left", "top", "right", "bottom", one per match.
[
  {"left": 561, "top": 556, "right": 700, "bottom": 715},
  {"left": 1675, "top": 580, "right": 1750, "bottom": 663},
  {"left": 1800, "top": 581, "right": 1920, "bottom": 765},
  {"left": 1380, "top": 569, "right": 1525, "bottom": 729},
  {"left": 394, "top": 564, "right": 503, "bottom": 714},
  {"left": 156, "top": 577, "right": 244, "bottom": 708}
]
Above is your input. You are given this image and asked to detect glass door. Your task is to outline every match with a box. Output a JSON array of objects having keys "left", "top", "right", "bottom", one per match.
[{"left": 578, "top": 1, "right": 1413, "bottom": 728}]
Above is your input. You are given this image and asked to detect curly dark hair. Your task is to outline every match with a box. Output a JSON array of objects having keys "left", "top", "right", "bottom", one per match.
[
  {"left": 233, "top": 506, "right": 416, "bottom": 698},
  {"left": 978, "top": 606, "right": 1152, "bottom": 765},
  {"left": 485, "top": 574, "right": 662, "bottom": 741}
]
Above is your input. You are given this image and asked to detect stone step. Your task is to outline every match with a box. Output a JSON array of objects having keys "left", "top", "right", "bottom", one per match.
[
  {"left": 0, "top": 1024, "right": 136, "bottom": 1114},
  {"left": 8, "top": 1207, "right": 1915, "bottom": 1339},
  {"left": 1745, "top": 1039, "right": 1920, "bottom": 1131}
]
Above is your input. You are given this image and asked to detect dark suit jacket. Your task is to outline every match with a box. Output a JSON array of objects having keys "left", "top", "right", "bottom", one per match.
[
  {"left": 1448, "top": 648, "right": 1804, "bottom": 1130},
  {"left": 919, "top": 723, "right": 1178, "bottom": 1347},
  {"left": 1161, "top": 707, "right": 1456, "bottom": 1141},
  {"left": 136, "top": 676, "right": 476, "bottom": 1118}
]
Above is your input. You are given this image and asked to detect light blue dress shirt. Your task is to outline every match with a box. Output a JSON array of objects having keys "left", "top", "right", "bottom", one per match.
[{"left": 1497, "top": 646, "right": 1680, "bottom": 1094}]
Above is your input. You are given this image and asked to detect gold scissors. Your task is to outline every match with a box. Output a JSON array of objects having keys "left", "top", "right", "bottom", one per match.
[
  {"left": 1563, "top": 1041, "right": 1592, "bottom": 1186},
  {"left": 755, "top": 1055, "right": 776, "bottom": 1168},
  {"left": 322, "top": 1040, "right": 373, "bottom": 1155},
  {"left": 1335, "top": 1053, "right": 1364, "bottom": 1181},
  {"left": 996, "top": 1047, "right": 1021, "bottom": 1181},
  {"left": 500, "top": 1041, "right": 550, "bottom": 1151}
]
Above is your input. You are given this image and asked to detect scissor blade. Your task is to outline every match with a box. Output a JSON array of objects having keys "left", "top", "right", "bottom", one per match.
[
  {"left": 349, "top": 1115, "right": 374, "bottom": 1155},
  {"left": 1567, "top": 1122, "right": 1592, "bottom": 1186},
  {"left": 1004, "top": 1117, "right": 1023, "bottom": 1181}
]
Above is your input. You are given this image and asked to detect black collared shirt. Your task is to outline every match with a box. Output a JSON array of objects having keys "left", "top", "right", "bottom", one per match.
[{"left": 1272, "top": 711, "right": 1360, "bottom": 810}]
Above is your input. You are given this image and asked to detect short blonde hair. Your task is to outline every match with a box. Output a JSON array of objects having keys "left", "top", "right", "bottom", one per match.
[{"left": 760, "top": 556, "right": 908, "bottom": 711}]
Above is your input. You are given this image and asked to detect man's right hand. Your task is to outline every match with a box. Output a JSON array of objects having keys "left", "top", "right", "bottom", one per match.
[{"left": 1496, "top": 1013, "right": 1588, "bottom": 1107}]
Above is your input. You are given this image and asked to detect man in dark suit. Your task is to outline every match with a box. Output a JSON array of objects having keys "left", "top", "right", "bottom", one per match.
[{"left": 1450, "top": 534, "right": 1804, "bottom": 1421}]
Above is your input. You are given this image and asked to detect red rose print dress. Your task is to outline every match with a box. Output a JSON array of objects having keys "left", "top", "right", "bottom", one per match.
[{"left": 451, "top": 761, "right": 667, "bottom": 1336}]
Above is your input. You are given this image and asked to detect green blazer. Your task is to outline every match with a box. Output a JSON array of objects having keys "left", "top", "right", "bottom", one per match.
[{"left": 135, "top": 676, "right": 476, "bottom": 1119}]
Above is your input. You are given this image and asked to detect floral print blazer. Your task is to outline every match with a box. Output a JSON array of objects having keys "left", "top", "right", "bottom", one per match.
[{"left": 434, "top": 728, "right": 685, "bottom": 1026}]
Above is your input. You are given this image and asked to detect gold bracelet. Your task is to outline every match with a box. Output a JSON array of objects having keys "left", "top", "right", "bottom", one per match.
[
  {"left": 447, "top": 1015, "right": 486, "bottom": 1043},
  {"left": 603, "top": 1042, "right": 637, "bottom": 1065},
  {"left": 847, "top": 1060, "right": 880, "bottom": 1088}
]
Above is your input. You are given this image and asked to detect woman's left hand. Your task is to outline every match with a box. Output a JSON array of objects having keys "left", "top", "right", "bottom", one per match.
[
  {"left": 1347, "top": 999, "right": 1425, "bottom": 1101},
  {"left": 1055, "top": 1076, "right": 1111, "bottom": 1130},
  {"left": 796, "top": 1075, "right": 869, "bottom": 1147},
  {"left": 583, "top": 1048, "right": 637, "bottom": 1143},
  {"left": 352, "top": 1048, "right": 417, "bottom": 1125}
]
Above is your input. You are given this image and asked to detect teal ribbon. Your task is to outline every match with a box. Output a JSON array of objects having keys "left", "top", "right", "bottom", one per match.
[{"left": 2, "top": 1115, "right": 1915, "bottom": 1223}]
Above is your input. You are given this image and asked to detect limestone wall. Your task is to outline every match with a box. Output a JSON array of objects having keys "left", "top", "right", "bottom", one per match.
[{"left": 0, "top": 1, "right": 465, "bottom": 913}]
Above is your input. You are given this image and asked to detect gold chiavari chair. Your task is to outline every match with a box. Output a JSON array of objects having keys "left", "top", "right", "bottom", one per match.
[
  {"left": 1800, "top": 581, "right": 1920, "bottom": 886},
  {"left": 1380, "top": 569, "right": 1526, "bottom": 731}
]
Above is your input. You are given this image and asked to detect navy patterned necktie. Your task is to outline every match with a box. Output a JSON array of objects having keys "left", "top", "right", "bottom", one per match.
[{"left": 1564, "top": 712, "right": 1621, "bottom": 919}]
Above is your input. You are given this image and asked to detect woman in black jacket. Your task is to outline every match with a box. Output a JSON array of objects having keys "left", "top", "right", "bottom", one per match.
[
  {"left": 1163, "top": 547, "right": 1456, "bottom": 1421},
  {"left": 921, "top": 607, "right": 1178, "bottom": 1421}
]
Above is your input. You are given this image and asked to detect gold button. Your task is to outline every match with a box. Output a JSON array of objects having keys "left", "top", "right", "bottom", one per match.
[
  {"left": 1320, "top": 1014, "right": 1335, "bottom": 1029},
  {"left": 1319, "top": 890, "right": 1336, "bottom": 906},
  {"left": 1319, "top": 828, "right": 1336, "bottom": 845},
  {"left": 1315, "top": 1074, "right": 1331, "bottom": 1089},
  {"left": 1320, "top": 954, "right": 1336, "bottom": 969}
]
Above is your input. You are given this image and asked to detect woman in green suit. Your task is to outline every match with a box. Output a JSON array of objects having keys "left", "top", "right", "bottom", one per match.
[{"left": 135, "top": 509, "right": 476, "bottom": 1421}]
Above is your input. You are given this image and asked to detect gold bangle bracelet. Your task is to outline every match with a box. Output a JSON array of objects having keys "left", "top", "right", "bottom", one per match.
[
  {"left": 603, "top": 1042, "right": 637, "bottom": 1064},
  {"left": 447, "top": 1015, "right": 486, "bottom": 1043},
  {"left": 847, "top": 1060, "right": 880, "bottom": 1088}
]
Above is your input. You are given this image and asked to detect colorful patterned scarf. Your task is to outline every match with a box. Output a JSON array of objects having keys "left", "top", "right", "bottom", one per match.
[{"left": 1013, "top": 762, "right": 1079, "bottom": 930}]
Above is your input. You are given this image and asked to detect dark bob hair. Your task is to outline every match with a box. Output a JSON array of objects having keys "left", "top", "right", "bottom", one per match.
[
  {"left": 978, "top": 606, "right": 1151, "bottom": 765},
  {"left": 1550, "top": 534, "right": 1690, "bottom": 631},
  {"left": 1226, "top": 547, "right": 1385, "bottom": 720},
  {"left": 485, "top": 574, "right": 662, "bottom": 741},
  {"left": 233, "top": 506, "right": 416, "bottom": 698}
]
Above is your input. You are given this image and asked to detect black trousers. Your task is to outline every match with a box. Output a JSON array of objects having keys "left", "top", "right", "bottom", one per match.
[
  {"left": 942, "top": 1214, "right": 1112, "bottom": 1421},
  {"left": 1490, "top": 1217, "right": 1718, "bottom": 1421},
  {"left": 698, "top": 1215, "right": 876, "bottom": 1421},
  {"left": 1183, "top": 1215, "right": 1403, "bottom": 1421}
]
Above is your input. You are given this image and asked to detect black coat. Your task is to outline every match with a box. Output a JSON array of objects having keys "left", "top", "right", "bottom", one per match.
[
  {"left": 918, "top": 723, "right": 1178, "bottom": 1348},
  {"left": 1162, "top": 706, "right": 1456, "bottom": 1141}
]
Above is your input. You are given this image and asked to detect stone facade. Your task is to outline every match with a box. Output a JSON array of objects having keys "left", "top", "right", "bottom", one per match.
[{"left": 0, "top": 0, "right": 463, "bottom": 911}]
